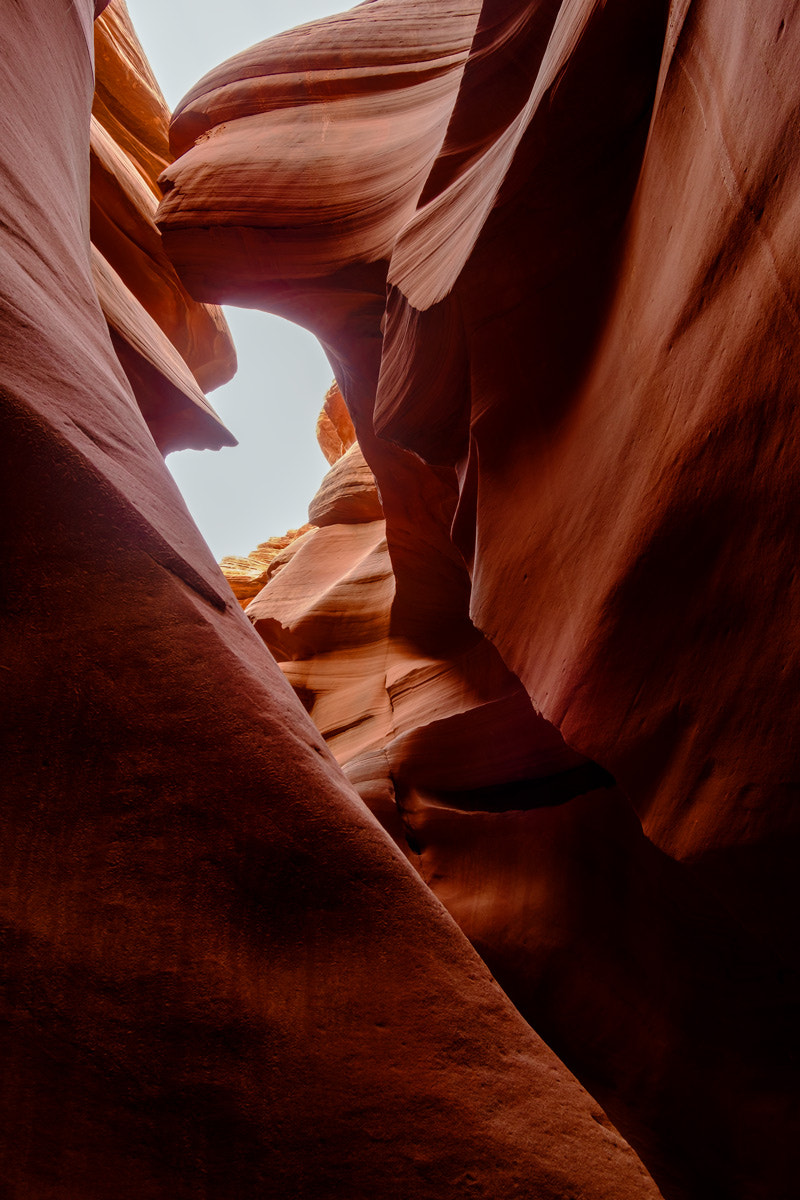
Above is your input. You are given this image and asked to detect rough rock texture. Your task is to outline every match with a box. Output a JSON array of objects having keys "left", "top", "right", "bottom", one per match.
[
  {"left": 316, "top": 379, "right": 356, "bottom": 465},
  {"left": 0, "top": 3, "right": 666, "bottom": 1198},
  {"left": 91, "top": 0, "right": 236, "bottom": 451},
  {"left": 160, "top": 2, "right": 800, "bottom": 1198}
]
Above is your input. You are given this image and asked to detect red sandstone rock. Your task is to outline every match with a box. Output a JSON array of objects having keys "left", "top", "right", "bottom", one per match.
[
  {"left": 0, "top": 5, "right": 667, "bottom": 1197},
  {"left": 159, "top": 3, "right": 799, "bottom": 1197},
  {"left": 220, "top": 523, "right": 315, "bottom": 607},
  {"left": 91, "top": 244, "right": 232, "bottom": 453},
  {"left": 307, "top": 441, "right": 383, "bottom": 526},
  {"left": 316, "top": 379, "right": 356, "bottom": 465},
  {"left": 159, "top": 0, "right": 483, "bottom": 654},
  {"left": 92, "top": 0, "right": 236, "bottom": 450},
  {"left": 249, "top": 520, "right": 393, "bottom": 661}
]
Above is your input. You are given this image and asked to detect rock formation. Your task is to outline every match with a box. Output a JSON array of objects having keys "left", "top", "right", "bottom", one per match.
[
  {"left": 315, "top": 379, "right": 357, "bottom": 466},
  {"left": 244, "top": 389, "right": 796, "bottom": 1200},
  {"left": 220, "top": 524, "right": 315, "bottom": 608},
  {"left": 91, "top": 0, "right": 237, "bottom": 452},
  {"left": 1, "top": 0, "right": 797, "bottom": 1197},
  {"left": 0, "top": 2, "right": 669, "bottom": 1198},
  {"left": 159, "top": 1, "right": 799, "bottom": 1196}
]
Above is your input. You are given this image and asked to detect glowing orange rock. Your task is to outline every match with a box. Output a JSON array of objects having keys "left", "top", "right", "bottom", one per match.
[{"left": 92, "top": 0, "right": 236, "bottom": 451}]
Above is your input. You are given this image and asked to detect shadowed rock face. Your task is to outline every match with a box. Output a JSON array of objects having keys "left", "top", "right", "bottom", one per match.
[
  {"left": 241, "top": 398, "right": 794, "bottom": 1200},
  {"left": 0, "top": 2, "right": 668, "bottom": 1198},
  {"left": 160, "top": 2, "right": 799, "bottom": 1198}
]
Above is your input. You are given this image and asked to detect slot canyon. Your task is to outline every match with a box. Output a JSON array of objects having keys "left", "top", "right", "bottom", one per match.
[{"left": 1, "top": 1, "right": 797, "bottom": 1197}]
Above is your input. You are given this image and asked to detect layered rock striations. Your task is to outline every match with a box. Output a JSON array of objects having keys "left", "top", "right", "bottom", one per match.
[
  {"left": 244, "top": 396, "right": 796, "bottom": 1200},
  {"left": 242, "top": 395, "right": 605, "bottom": 845},
  {"left": 160, "top": 2, "right": 800, "bottom": 1197},
  {"left": 0, "top": 3, "right": 669, "bottom": 1198},
  {"left": 160, "top": 0, "right": 487, "bottom": 653},
  {"left": 91, "top": 0, "right": 236, "bottom": 452},
  {"left": 220, "top": 523, "right": 315, "bottom": 608}
]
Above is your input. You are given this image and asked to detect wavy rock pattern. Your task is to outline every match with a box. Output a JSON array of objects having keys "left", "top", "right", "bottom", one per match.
[
  {"left": 92, "top": 0, "right": 236, "bottom": 451},
  {"left": 0, "top": 4, "right": 666, "bottom": 1198},
  {"left": 316, "top": 379, "right": 357, "bottom": 465},
  {"left": 248, "top": 412, "right": 796, "bottom": 1200},
  {"left": 160, "top": 2, "right": 799, "bottom": 1197},
  {"left": 220, "top": 524, "right": 315, "bottom": 608}
]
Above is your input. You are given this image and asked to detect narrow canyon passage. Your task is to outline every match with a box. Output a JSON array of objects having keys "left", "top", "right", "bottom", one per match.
[{"left": 1, "top": 2, "right": 797, "bottom": 1199}]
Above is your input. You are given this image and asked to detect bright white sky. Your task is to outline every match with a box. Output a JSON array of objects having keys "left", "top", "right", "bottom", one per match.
[{"left": 126, "top": 0, "right": 352, "bottom": 559}]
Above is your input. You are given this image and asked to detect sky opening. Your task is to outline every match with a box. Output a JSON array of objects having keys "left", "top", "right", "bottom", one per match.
[{"left": 126, "top": 0, "right": 351, "bottom": 560}]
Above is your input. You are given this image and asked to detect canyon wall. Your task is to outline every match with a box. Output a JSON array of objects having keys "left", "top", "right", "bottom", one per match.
[
  {"left": 0, "top": 2, "right": 666, "bottom": 1198},
  {"left": 91, "top": 0, "right": 237, "bottom": 452},
  {"left": 163, "top": 2, "right": 798, "bottom": 1197},
  {"left": 1, "top": 1, "right": 797, "bottom": 1197}
]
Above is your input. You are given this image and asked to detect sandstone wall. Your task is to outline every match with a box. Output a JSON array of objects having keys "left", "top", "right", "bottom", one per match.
[
  {"left": 0, "top": 3, "right": 668, "bottom": 1198},
  {"left": 160, "top": 2, "right": 800, "bottom": 1196}
]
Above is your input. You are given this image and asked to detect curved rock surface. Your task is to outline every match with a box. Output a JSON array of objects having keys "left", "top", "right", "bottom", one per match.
[
  {"left": 160, "top": 2, "right": 800, "bottom": 1197},
  {"left": 220, "top": 523, "right": 315, "bottom": 608},
  {"left": 316, "top": 379, "right": 357, "bottom": 465},
  {"left": 159, "top": 0, "right": 485, "bottom": 653},
  {"left": 92, "top": 0, "right": 236, "bottom": 451},
  {"left": 248, "top": 408, "right": 796, "bottom": 1200},
  {"left": 0, "top": 3, "right": 665, "bottom": 1198},
  {"left": 308, "top": 441, "right": 383, "bottom": 526}
]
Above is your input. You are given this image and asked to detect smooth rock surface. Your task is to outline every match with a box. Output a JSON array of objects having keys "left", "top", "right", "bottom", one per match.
[
  {"left": 162, "top": 2, "right": 800, "bottom": 1197},
  {"left": 0, "top": 4, "right": 665, "bottom": 1198},
  {"left": 220, "top": 524, "right": 315, "bottom": 608},
  {"left": 307, "top": 441, "right": 383, "bottom": 526},
  {"left": 92, "top": 0, "right": 236, "bottom": 450}
]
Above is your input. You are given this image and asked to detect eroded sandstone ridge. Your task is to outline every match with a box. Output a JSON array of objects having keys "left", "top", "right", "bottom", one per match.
[
  {"left": 91, "top": 1, "right": 237, "bottom": 452},
  {"left": 1, "top": 2, "right": 666, "bottom": 1198},
  {"left": 1, "top": 0, "right": 797, "bottom": 1197},
  {"left": 159, "top": 1, "right": 798, "bottom": 1196}
]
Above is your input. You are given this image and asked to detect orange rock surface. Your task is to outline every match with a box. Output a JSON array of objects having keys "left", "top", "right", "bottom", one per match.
[
  {"left": 220, "top": 524, "right": 315, "bottom": 607},
  {"left": 0, "top": 4, "right": 668, "bottom": 1198},
  {"left": 315, "top": 379, "right": 356, "bottom": 465},
  {"left": 160, "top": 3, "right": 800, "bottom": 1198},
  {"left": 91, "top": 0, "right": 236, "bottom": 452}
]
